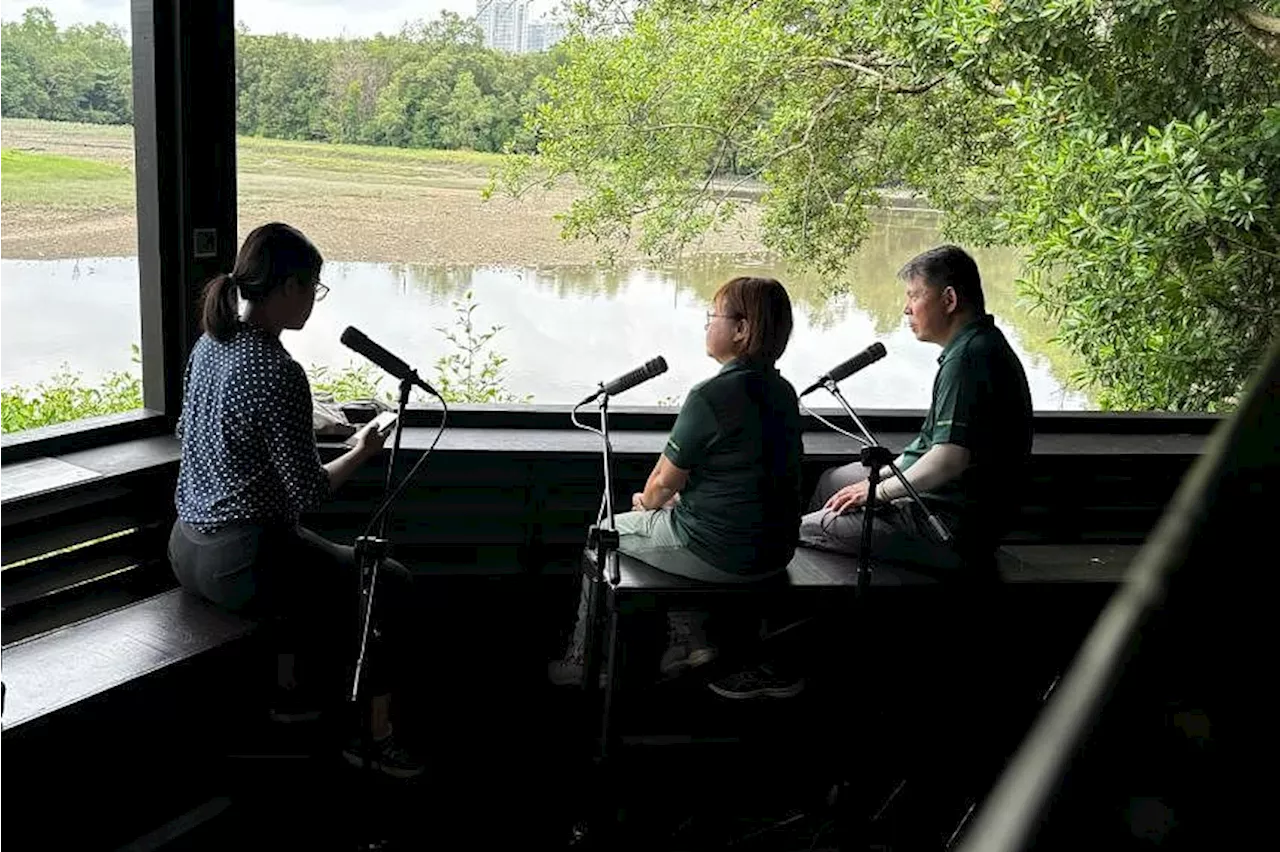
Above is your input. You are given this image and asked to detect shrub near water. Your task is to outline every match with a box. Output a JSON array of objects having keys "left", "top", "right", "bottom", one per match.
[{"left": 1, "top": 366, "right": 143, "bottom": 433}]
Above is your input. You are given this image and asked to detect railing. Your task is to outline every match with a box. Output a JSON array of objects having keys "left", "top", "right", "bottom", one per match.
[{"left": 955, "top": 338, "right": 1280, "bottom": 852}]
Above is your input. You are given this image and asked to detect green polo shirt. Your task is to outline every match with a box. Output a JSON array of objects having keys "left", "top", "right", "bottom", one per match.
[
  {"left": 664, "top": 358, "right": 804, "bottom": 575},
  {"left": 899, "top": 314, "right": 1033, "bottom": 543}
]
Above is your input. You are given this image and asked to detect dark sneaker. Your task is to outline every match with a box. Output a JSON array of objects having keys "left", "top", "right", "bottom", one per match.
[
  {"left": 708, "top": 664, "right": 805, "bottom": 700},
  {"left": 343, "top": 733, "right": 425, "bottom": 779},
  {"left": 267, "top": 687, "right": 323, "bottom": 723},
  {"left": 659, "top": 610, "right": 718, "bottom": 678}
]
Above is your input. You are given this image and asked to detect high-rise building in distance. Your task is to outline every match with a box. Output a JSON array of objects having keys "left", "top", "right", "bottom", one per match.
[
  {"left": 475, "top": 1, "right": 564, "bottom": 53},
  {"left": 524, "top": 18, "right": 566, "bottom": 54},
  {"left": 475, "top": 0, "right": 528, "bottom": 53}
]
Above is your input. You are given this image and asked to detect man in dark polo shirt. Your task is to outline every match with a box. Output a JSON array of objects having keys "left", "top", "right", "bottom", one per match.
[{"left": 799, "top": 245, "right": 1033, "bottom": 573}]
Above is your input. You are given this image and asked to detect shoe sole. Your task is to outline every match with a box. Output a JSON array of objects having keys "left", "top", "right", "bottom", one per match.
[
  {"left": 707, "top": 679, "right": 806, "bottom": 700},
  {"left": 341, "top": 751, "right": 424, "bottom": 779},
  {"left": 659, "top": 648, "right": 719, "bottom": 678}
]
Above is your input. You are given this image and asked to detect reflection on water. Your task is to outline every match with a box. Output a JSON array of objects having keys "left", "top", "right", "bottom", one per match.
[{"left": 1, "top": 220, "right": 1089, "bottom": 410}]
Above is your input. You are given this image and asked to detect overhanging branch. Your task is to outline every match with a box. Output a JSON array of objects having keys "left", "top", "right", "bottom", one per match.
[
  {"left": 1238, "top": 2, "right": 1280, "bottom": 34},
  {"left": 818, "top": 56, "right": 946, "bottom": 94},
  {"left": 1228, "top": 3, "right": 1280, "bottom": 61}
]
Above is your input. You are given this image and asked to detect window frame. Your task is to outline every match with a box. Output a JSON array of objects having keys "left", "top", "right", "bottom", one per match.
[{"left": 0, "top": 0, "right": 236, "bottom": 465}]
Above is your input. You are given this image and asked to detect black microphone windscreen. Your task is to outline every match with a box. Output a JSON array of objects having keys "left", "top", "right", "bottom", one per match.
[{"left": 829, "top": 342, "right": 887, "bottom": 383}]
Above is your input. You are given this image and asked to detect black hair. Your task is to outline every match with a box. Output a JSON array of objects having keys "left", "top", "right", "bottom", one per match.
[
  {"left": 201, "top": 222, "right": 323, "bottom": 341},
  {"left": 897, "top": 244, "right": 986, "bottom": 315}
]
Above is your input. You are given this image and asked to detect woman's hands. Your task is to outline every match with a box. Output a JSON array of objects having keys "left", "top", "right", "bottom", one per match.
[{"left": 350, "top": 420, "right": 389, "bottom": 460}]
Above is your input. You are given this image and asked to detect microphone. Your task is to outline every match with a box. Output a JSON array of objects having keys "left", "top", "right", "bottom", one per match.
[
  {"left": 799, "top": 342, "right": 887, "bottom": 396},
  {"left": 579, "top": 356, "right": 668, "bottom": 405},
  {"left": 340, "top": 326, "right": 440, "bottom": 397}
]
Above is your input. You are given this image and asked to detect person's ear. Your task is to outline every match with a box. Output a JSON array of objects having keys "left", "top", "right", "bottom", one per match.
[
  {"left": 733, "top": 318, "right": 750, "bottom": 345},
  {"left": 942, "top": 286, "right": 959, "bottom": 314}
]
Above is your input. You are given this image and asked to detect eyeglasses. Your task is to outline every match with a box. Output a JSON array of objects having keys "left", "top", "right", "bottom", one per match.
[
  {"left": 314, "top": 281, "right": 330, "bottom": 302},
  {"left": 705, "top": 312, "right": 742, "bottom": 329}
]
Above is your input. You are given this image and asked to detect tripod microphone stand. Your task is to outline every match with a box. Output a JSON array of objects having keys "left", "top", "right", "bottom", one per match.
[
  {"left": 345, "top": 378, "right": 448, "bottom": 851},
  {"left": 802, "top": 379, "right": 954, "bottom": 849},
  {"left": 811, "top": 378, "right": 952, "bottom": 592}
]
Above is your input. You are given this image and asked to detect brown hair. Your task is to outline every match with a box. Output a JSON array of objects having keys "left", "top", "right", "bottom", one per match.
[
  {"left": 201, "top": 222, "right": 323, "bottom": 341},
  {"left": 713, "top": 276, "right": 794, "bottom": 364}
]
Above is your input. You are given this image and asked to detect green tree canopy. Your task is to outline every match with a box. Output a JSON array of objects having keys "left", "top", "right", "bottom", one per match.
[
  {"left": 3, "top": 8, "right": 562, "bottom": 156},
  {"left": 506, "top": 0, "right": 1280, "bottom": 410},
  {"left": 1, "top": 7, "right": 133, "bottom": 124},
  {"left": 234, "top": 13, "right": 562, "bottom": 152}
]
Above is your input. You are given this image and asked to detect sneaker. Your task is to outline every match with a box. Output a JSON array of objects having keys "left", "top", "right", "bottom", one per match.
[
  {"left": 708, "top": 664, "right": 805, "bottom": 700},
  {"left": 659, "top": 610, "right": 718, "bottom": 678},
  {"left": 343, "top": 732, "right": 425, "bottom": 779},
  {"left": 268, "top": 687, "right": 323, "bottom": 723}
]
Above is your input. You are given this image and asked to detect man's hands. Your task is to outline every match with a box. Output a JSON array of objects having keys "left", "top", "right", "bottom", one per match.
[
  {"left": 824, "top": 480, "right": 871, "bottom": 515},
  {"left": 632, "top": 491, "right": 679, "bottom": 511}
]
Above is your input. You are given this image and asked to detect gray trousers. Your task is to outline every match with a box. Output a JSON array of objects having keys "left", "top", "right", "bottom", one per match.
[
  {"left": 566, "top": 508, "right": 782, "bottom": 659},
  {"left": 168, "top": 521, "right": 414, "bottom": 695},
  {"left": 800, "top": 462, "right": 962, "bottom": 572},
  {"left": 615, "top": 508, "right": 784, "bottom": 584}
]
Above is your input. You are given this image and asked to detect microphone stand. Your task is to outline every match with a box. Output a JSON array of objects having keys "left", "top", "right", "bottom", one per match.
[
  {"left": 805, "top": 381, "right": 954, "bottom": 850},
  {"left": 349, "top": 376, "right": 413, "bottom": 823},
  {"left": 816, "top": 379, "right": 952, "bottom": 595},
  {"left": 580, "top": 389, "right": 620, "bottom": 702}
]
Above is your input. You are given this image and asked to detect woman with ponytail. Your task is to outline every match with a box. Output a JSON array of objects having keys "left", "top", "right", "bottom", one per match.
[{"left": 168, "top": 222, "right": 423, "bottom": 779}]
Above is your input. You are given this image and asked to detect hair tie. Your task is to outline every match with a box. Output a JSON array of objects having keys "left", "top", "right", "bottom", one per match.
[{"left": 226, "top": 272, "right": 238, "bottom": 289}]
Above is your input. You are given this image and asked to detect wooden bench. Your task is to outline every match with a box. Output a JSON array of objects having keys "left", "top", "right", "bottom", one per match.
[
  {"left": 590, "top": 542, "right": 1141, "bottom": 758},
  {"left": 606, "top": 542, "right": 1138, "bottom": 608},
  {"left": 1, "top": 587, "right": 256, "bottom": 732}
]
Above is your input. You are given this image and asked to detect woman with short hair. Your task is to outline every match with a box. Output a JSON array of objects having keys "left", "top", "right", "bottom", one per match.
[{"left": 551, "top": 276, "right": 804, "bottom": 690}]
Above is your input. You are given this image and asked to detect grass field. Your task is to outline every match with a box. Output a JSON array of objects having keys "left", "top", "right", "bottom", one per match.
[{"left": 0, "top": 118, "right": 764, "bottom": 263}]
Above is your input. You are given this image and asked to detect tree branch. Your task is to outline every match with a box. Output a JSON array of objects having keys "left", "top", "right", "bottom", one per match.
[
  {"left": 1238, "top": 2, "right": 1280, "bottom": 34},
  {"left": 1228, "top": 3, "right": 1280, "bottom": 61},
  {"left": 818, "top": 56, "right": 946, "bottom": 94}
]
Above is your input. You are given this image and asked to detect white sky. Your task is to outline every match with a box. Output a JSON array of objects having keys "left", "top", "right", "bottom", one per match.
[{"left": 0, "top": 0, "right": 560, "bottom": 39}]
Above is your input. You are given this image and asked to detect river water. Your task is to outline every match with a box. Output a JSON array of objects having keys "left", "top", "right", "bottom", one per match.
[{"left": 0, "top": 222, "right": 1088, "bottom": 409}]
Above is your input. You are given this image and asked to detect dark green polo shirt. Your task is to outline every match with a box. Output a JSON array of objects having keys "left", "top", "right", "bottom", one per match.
[
  {"left": 664, "top": 358, "right": 804, "bottom": 575},
  {"left": 899, "top": 314, "right": 1033, "bottom": 543}
]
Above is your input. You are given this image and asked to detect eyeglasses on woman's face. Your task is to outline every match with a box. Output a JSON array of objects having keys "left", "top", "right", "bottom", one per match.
[
  {"left": 313, "top": 280, "right": 330, "bottom": 302},
  {"left": 705, "top": 311, "right": 742, "bottom": 329}
]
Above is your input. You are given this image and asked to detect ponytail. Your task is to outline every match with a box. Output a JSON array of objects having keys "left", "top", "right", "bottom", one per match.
[
  {"left": 200, "top": 273, "right": 239, "bottom": 341},
  {"left": 203, "top": 223, "right": 322, "bottom": 342}
]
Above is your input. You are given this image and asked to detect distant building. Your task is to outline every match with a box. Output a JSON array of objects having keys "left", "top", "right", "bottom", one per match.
[
  {"left": 475, "top": 1, "right": 564, "bottom": 54},
  {"left": 475, "top": 0, "right": 528, "bottom": 53},
  {"left": 524, "top": 18, "right": 566, "bottom": 53}
]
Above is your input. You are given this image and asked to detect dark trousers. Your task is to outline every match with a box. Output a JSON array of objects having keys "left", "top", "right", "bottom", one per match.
[{"left": 168, "top": 520, "right": 413, "bottom": 696}]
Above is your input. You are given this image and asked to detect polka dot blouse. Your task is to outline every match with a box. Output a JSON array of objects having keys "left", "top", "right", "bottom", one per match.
[{"left": 175, "top": 322, "right": 330, "bottom": 531}]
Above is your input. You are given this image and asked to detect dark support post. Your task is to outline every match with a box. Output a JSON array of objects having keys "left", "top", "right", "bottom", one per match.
[{"left": 134, "top": 0, "right": 238, "bottom": 425}]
